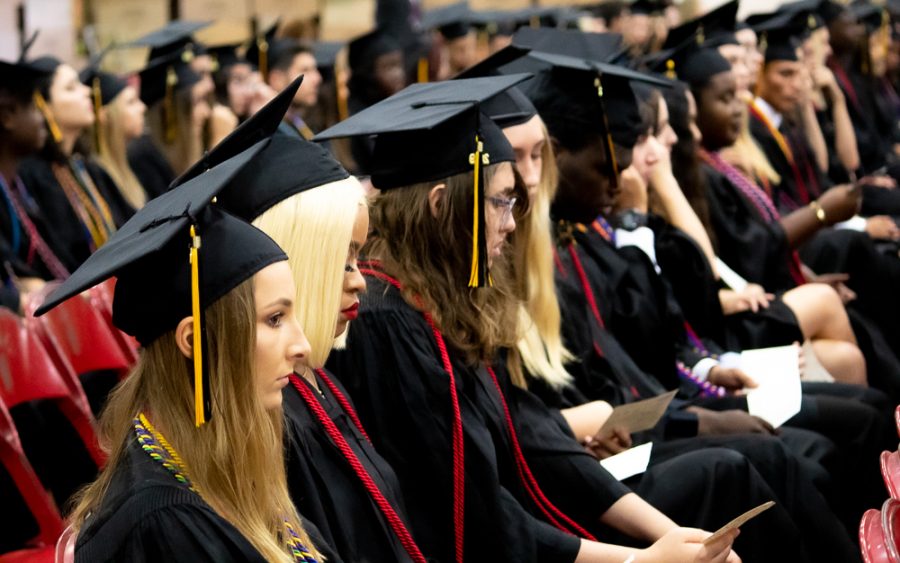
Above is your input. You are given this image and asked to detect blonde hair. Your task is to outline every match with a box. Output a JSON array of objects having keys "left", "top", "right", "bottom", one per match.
[
  {"left": 721, "top": 98, "right": 781, "bottom": 186},
  {"left": 511, "top": 121, "right": 574, "bottom": 389},
  {"left": 68, "top": 280, "right": 320, "bottom": 562},
  {"left": 253, "top": 177, "right": 367, "bottom": 367},
  {"left": 93, "top": 90, "right": 147, "bottom": 209}
]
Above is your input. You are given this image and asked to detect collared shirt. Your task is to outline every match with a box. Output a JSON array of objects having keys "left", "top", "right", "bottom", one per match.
[{"left": 754, "top": 96, "right": 783, "bottom": 129}]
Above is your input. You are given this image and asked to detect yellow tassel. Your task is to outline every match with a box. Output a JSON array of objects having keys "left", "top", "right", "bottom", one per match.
[
  {"left": 594, "top": 76, "right": 620, "bottom": 181},
  {"left": 417, "top": 57, "right": 429, "bottom": 83},
  {"left": 33, "top": 91, "right": 62, "bottom": 144},
  {"left": 92, "top": 77, "right": 104, "bottom": 152},
  {"left": 164, "top": 66, "right": 178, "bottom": 144},
  {"left": 189, "top": 224, "right": 205, "bottom": 427},
  {"left": 259, "top": 39, "right": 269, "bottom": 82},
  {"left": 469, "top": 135, "right": 482, "bottom": 287},
  {"left": 665, "top": 59, "right": 676, "bottom": 80}
]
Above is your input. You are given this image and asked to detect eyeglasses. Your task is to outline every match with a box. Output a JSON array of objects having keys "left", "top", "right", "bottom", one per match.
[{"left": 486, "top": 195, "right": 518, "bottom": 224}]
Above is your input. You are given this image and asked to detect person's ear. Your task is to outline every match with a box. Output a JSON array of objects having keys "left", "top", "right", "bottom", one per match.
[
  {"left": 174, "top": 316, "right": 194, "bottom": 359},
  {"left": 428, "top": 183, "right": 447, "bottom": 217}
]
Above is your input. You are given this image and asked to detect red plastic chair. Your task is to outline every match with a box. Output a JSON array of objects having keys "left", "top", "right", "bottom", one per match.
[
  {"left": 883, "top": 450, "right": 900, "bottom": 500},
  {"left": 883, "top": 499, "right": 900, "bottom": 563},
  {"left": 895, "top": 405, "right": 900, "bottom": 440},
  {"left": 25, "top": 282, "right": 134, "bottom": 381},
  {"left": 0, "top": 308, "right": 105, "bottom": 467},
  {"left": 0, "top": 397, "right": 63, "bottom": 562},
  {"left": 860, "top": 507, "right": 890, "bottom": 563}
]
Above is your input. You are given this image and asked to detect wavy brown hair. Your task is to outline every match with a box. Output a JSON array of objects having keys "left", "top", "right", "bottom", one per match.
[
  {"left": 365, "top": 162, "right": 526, "bottom": 364},
  {"left": 68, "top": 279, "right": 320, "bottom": 562}
]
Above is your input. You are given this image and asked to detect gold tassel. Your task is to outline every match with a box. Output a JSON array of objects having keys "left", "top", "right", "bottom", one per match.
[
  {"left": 417, "top": 57, "right": 429, "bottom": 83},
  {"left": 468, "top": 135, "right": 492, "bottom": 288},
  {"left": 92, "top": 77, "right": 104, "bottom": 152},
  {"left": 595, "top": 76, "right": 619, "bottom": 183},
  {"left": 33, "top": 91, "right": 62, "bottom": 144},
  {"left": 189, "top": 224, "right": 206, "bottom": 427},
  {"left": 259, "top": 38, "right": 270, "bottom": 82},
  {"left": 164, "top": 66, "right": 178, "bottom": 144},
  {"left": 665, "top": 59, "right": 676, "bottom": 80}
]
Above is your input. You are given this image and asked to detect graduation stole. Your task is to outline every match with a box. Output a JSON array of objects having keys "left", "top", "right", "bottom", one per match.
[
  {"left": 132, "top": 413, "right": 319, "bottom": 563},
  {"left": 827, "top": 59, "right": 862, "bottom": 112},
  {"left": 747, "top": 100, "right": 813, "bottom": 207},
  {"left": 0, "top": 175, "right": 70, "bottom": 280},
  {"left": 51, "top": 159, "right": 116, "bottom": 250},
  {"left": 358, "top": 265, "right": 466, "bottom": 563},
  {"left": 289, "top": 370, "right": 428, "bottom": 563},
  {"left": 699, "top": 149, "right": 807, "bottom": 288}
]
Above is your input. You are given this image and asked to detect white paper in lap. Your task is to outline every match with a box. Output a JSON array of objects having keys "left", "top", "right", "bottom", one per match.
[{"left": 742, "top": 345, "right": 802, "bottom": 428}]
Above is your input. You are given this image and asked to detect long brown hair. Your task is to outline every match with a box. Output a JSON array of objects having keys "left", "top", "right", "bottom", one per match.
[
  {"left": 93, "top": 91, "right": 147, "bottom": 209},
  {"left": 366, "top": 163, "right": 523, "bottom": 364},
  {"left": 68, "top": 280, "right": 320, "bottom": 562},
  {"left": 145, "top": 88, "right": 203, "bottom": 176}
]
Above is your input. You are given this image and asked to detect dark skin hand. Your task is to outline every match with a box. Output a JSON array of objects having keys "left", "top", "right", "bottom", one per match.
[{"left": 688, "top": 407, "right": 778, "bottom": 436}]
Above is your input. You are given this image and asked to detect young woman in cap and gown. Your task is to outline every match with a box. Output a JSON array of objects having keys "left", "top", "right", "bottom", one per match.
[
  {"left": 173, "top": 77, "right": 426, "bottom": 563},
  {"left": 41, "top": 143, "right": 337, "bottom": 563},
  {"left": 16, "top": 56, "right": 132, "bottom": 273}
]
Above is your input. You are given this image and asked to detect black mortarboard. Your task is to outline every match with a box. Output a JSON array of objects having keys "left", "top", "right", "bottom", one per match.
[
  {"left": 314, "top": 41, "right": 345, "bottom": 70},
  {"left": 0, "top": 58, "right": 53, "bottom": 97},
  {"left": 35, "top": 141, "right": 282, "bottom": 426},
  {"left": 453, "top": 46, "right": 537, "bottom": 129},
  {"left": 138, "top": 49, "right": 202, "bottom": 106},
  {"left": 653, "top": 32, "right": 732, "bottom": 84},
  {"left": 245, "top": 19, "right": 281, "bottom": 80},
  {"left": 851, "top": 3, "right": 889, "bottom": 32},
  {"left": 664, "top": 0, "right": 740, "bottom": 49},
  {"left": 314, "top": 74, "right": 530, "bottom": 287},
  {"left": 511, "top": 28, "right": 624, "bottom": 62},
  {"left": 132, "top": 20, "right": 211, "bottom": 62},
  {"left": 206, "top": 42, "right": 244, "bottom": 72},
  {"left": 80, "top": 52, "right": 128, "bottom": 106},
  {"left": 423, "top": 2, "right": 474, "bottom": 40},
  {"left": 174, "top": 75, "right": 348, "bottom": 221},
  {"left": 28, "top": 56, "right": 61, "bottom": 75},
  {"left": 348, "top": 29, "right": 402, "bottom": 72},
  {"left": 630, "top": 0, "right": 670, "bottom": 16},
  {"left": 470, "top": 9, "right": 521, "bottom": 38}
]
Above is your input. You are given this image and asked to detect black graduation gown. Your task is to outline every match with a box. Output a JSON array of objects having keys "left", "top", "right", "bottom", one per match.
[
  {"left": 75, "top": 437, "right": 340, "bottom": 563},
  {"left": 653, "top": 218, "right": 803, "bottom": 352},
  {"left": 326, "top": 276, "right": 584, "bottom": 563},
  {"left": 829, "top": 59, "right": 888, "bottom": 174},
  {"left": 16, "top": 155, "right": 132, "bottom": 273},
  {"left": 127, "top": 134, "right": 175, "bottom": 200},
  {"left": 283, "top": 370, "right": 414, "bottom": 563}
]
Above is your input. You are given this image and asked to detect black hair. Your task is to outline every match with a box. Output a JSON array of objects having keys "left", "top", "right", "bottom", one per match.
[{"left": 269, "top": 41, "right": 313, "bottom": 73}]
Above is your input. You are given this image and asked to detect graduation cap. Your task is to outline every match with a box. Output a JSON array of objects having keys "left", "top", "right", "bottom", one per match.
[
  {"left": 132, "top": 20, "right": 211, "bottom": 63},
  {"left": 179, "top": 75, "right": 348, "bottom": 221},
  {"left": 470, "top": 9, "right": 522, "bottom": 38},
  {"left": 0, "top": 58, "right": 54, "bottom": 97},
  {"left": 314, "top": 41, "right": 345, "bottom": 70},
  {"left": 630, "top": 0, "right": 671, "bottom": 16},
  {"left": 314, "top": 74, "right": 531, "bottom": 287},
  {"left": 245, "top": 19, "right": 281, "bottom": 80},
  {"left": 851, "top": 3, "right": 889, "bottom": 33},
  {"left": 423, "top": 1, "right": 474, "bottom": 40},
  {"left": 511, "top": 28, "right": 624, "bottom": 62},
  {"left": 453, "top": 46, "right": 537, "bottom": 129},
  {"left": 663, "top": 0, "right": 740, "bottom": 49},
  {"left": 348, "top": 28, "right": 402, "bottom": 73},
  {"left": 206, "top": 42, "right": 244, "bottom": 73},
  {"left": 649, "top": 31, "right": 732, "bottom": 84},
  {"left": 35, "top": 140, "right": 282, "bottom": 427},
  {"left": 139, "top": 50, "right": 202, "bottom": 143}
]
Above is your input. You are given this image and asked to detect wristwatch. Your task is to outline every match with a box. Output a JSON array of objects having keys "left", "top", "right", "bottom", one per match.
[{"left": 613, "top": 209, "right": 649, "bottom": 231}]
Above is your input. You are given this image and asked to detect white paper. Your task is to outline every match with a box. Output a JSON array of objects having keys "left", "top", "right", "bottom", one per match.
[
  {"left": 599, "top": 442, "right": 654, "bottom": 481},
  {"left": 716, "top": 258, "right": 749, "bottom": 292},
  {"left": 742, "top": 346, "right": 802, "bottom": 428}
]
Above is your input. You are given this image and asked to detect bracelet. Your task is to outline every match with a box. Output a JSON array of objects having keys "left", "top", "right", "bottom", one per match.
[{"left": 809, "top": 200, "right": 827, "bottom": 225}]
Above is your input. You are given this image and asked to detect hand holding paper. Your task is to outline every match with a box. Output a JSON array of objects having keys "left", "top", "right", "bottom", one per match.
[
  {"left": 703, "top": 501, "right": 776, "bottom": 546},
  {"left": 741, "top": 346, "right": 802, "bottom": 428},
  {"left": 597, "top": 390, "right": 678, "bottom": 436}
]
